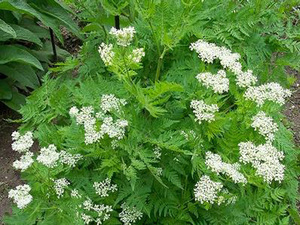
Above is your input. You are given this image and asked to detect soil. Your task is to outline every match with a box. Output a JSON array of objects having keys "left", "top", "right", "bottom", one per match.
[{"left": 0, "top": 104, "right": 22, "bottom": 223}]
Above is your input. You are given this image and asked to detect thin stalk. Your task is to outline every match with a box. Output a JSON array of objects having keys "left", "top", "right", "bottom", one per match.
[{"left": 155, "top": 47, "right": 168, "bottom": 82}]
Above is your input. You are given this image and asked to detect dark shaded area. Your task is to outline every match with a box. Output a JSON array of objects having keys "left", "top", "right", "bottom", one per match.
[{"left": 0, "top": 104, "right": 21, "bottom": 222}]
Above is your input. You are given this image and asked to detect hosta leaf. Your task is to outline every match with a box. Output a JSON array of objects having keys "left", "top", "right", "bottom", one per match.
[
  {"left": 0, "top": 79, "right": 12, "bottom": 100},
  {"left": 0, "top": 18, "right": 16, "bottom": 37},
  {"left": 10, "top": 24, "right": 42, "bottom": 46},
  {"left": 0, "top": 63, "right": 39, "bottom": 89},
  {"left": 2, "top": 87, "right": 26, "bottom": 110},
  {"left": 29, "top": 0, "right": 82, "bottom": 39},
  {"left": 0, "top": 45, "right": 43, "bottom": 70}
]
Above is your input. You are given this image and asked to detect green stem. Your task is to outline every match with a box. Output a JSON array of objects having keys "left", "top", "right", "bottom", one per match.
[{"left": 155, "top": 47, "right": 168, "bottom": 82}]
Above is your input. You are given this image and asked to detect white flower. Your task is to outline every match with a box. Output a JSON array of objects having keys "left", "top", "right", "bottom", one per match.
[
  {"left": 11, "top": 131, "right": 34, "bottom": 153},
  {"left": 8, "top": 184, "right": 32, "bottom": 209},
  {"left": 100, "top": 117, "right": 128, "bottom": 140},
  {"left": 190, "top": 40, "right": 242, "bottom": 74},
  {"left": 100, "top": 94, "right": 127, "bottom": 114},
  {"left": 244, "top": 82, "right": 292, "bottom": 106},
  {"left": 70, "top": 103, "right": 128, "bottom": 145},
  {"left": 13, "top": 152, "right": 34, "bottom": 171},
  {"left": 53, "top": 178, "right": 70, "bottom": 198},
  {"left": 69, "top": 106, "right": 79, "bottom": 117},
  {"left": 71, "top": 189, "right": 82, "bottom": 199},
  {"left": 81, "top": 199, "right": 113, "bottom": 224},
  {"left": 205, "top": 152, "right": 247, "bottom": 184},
  {"left": 194, "top": 175, "right": 223, "bottom": 204},
  {"left": 190, "top": 100, "right": 219, "bottom": 124},
  {"left": 81, "top": 213, "right": 93, "bottom": 224},
  {"left": 251, "top": 111, "right": 278, "bottom": 141},
  {"left": 153, "top": 146, "right": 162, "bottom": 159},
  {"left": 129, "top": 48, "right": 145, "bottom": 63},
  {"left": 236, "top": 70, "right": 257, "bottom": 88},
  {"left": 196, "top": 70, "right": 229, "bottom": 94},
  {"left": 239, "top": 142, "right": 285, "bottom": 183},
  {"left": 98, "top": 43, "right": 115, "bottom": 66},
  {"left": 109, "top": 26, "right": 136, "bottom": 47},
  {"left": 119, "top": 203, "right": 143, "bottom": 225},
  {"left": 59, "top": 151, "right": 82, "bottom": 167},
  {"left": 37, "top": 144, "right": 60, "bottom": 168},
  {"left": 93, "top": 178, "right": 117, "bottom": 197}
]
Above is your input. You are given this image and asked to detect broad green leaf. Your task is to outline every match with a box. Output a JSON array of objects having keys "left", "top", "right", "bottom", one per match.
[
  {"left": 10, "top": 24, "right": 43, "bottom": 46},
  {"left": 0, "top": 45, "right": 43, "bottom": 70},
  {"left": 29, "top": 0, "right": 82, "bottom": 39},
  {"left": 0, "top": 18, "right": 16, "bottom": 37},
  {"left": 0, "top": 79, "right": 12, "bottom": 100},
  {"left": 0, "top": 63, "right": 39, "bottom": 89},
  {"left": 2, "top": 88, "right": 26, "bottom": 110}
]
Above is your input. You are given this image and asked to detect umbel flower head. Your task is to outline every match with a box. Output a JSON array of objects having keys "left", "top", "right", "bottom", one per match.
[
  {"left": 194, "top": 175, "right": 223, "bottom": 204},
  {"left": 196, "top": 70, "right": 229, "bottom": 94},
  {"left": 11, "top": 131, "right": 34, "bottom": 153},
  {"left": 205, "top": 152, "right": 247, "bottom": 184},
  {"left": 251, "top": 111, "right": 278, "bottom": 141},
  {"left": 119, "top": 203, "right": 143, "bottom": 225},
  {"left": 109, "top": 26, "right": 136, "bottom": 47},
  {"left": 8, "top": 184, "right": 32, "bottom": 209},
  {"left": 36, "top": 144, "right": 60, "bottom": 168},
  {"left": 190, "top": 100, "right": 219, "bottom": 124},
  {"left": 239, "top": 142, "right": 285, "bottom": 183}
]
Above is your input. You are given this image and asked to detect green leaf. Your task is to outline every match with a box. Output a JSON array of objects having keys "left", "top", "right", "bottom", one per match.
[
  {"left": 0, "top": 63, "right": 39, "bottom": 89},
  {"left": 10, "top": 24, "right": 43, "bottom": 46},
  {"left": 0, "top": 18, "right": 16, "bottom": 37},
  {"left": 0, "top": 45, "right": 43, "bottom": 70},
  {"left": 2, "top": 88, "right": 26, "bottom": 110},
  {"left": 0, "top": 79, "right": 12, "bottom": 100},
  {"left": 29, "top": 0, "right": 82, "bottom": 39}
]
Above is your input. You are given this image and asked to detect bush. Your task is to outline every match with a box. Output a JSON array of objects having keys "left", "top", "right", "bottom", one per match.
[
  {"left": 4, "top": 1, "right": 299, "bottom": 225},
  {"left": 0, "top": 0, "right": 81, "bottom": 110}
]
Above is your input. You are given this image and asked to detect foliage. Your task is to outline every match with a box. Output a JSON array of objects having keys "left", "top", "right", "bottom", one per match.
[
  {"left": 0, "top": 0, "right": 81, "bottom": 110},
  {"left": 4, "top": 0, "right": 300, "bottom": 225}
]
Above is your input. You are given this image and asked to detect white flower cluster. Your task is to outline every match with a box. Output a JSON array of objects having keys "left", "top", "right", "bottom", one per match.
[
  {"left": 98, "top": 43, "right": 115, "bottom": 66},
  {"left": 100, "top": 94, "right": 127, "bottom": 114},
  {"left": 236, "top": 70, "right": 257, "bottom": 88},
  {"left": 8, "top": 184, "right": 32, "bottom": 209},
  {"left": 128, "top": 48, "right": 145, "bottom": 63},
  {"left": 59, "top": 151, "right": 82, "bottom": 167},
  {"left": 190, "top": 39, "right": 257, "bottom": 88},
  {"left": 153, "top": 146, "right": 162, "bottom": 159},
  {"left": 119, "top": 203, "right": 143, "bottom": 225},
  {"left": 109, "top": 27, "right": 136, "bottom": 47},
  {"left": 11, "top": 131, "right": 34, "bottom": 153},
  {"left": 251, "top": 111, "right": 278, "bottom": 141},
  {"left": 37, "top": 144, "right": 60, "bottom": 168},
  {"left": 81, "top": 199, "right": 113, "bottom": 225},
  {"left": 238, "top": 142, "right": 285, "bottom": 183},
  {"left": 13, "top": 152, "right": 34, "bottom": 172},
  {"left": 93, "top": 178, "right": 117, "bottom": 197},
  {"left": 205, "top": 152, "right": 247, "bottom": 184},
  {"left": 196, "top": 70, "right": 229, "bottom": 94},
  {"left": 190, "top": 100, "right": 219, "bottom": 124},
  {"left": 70, "top": 95, "right": 128, "bottom": 145},
  {"left": 190, "top": 40, "right": 241, "bottom": 73},
  {"left": 71, "top": 189, "right": 82, "bottom": 199},
  {"left": 53, "top": 178, "right": 70, "bottom": 198},
  {"left": 194, "top": 175, "right": 223, "bottom": 204},
  {"left": 244, "top": 82, "right": 292, "bottom": 106},
  {"left": 180, "top": 130, "right": 197, "bottom": 141},
  {"left": 70, "top": 106, "right": 101, "bottom": 144}
]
